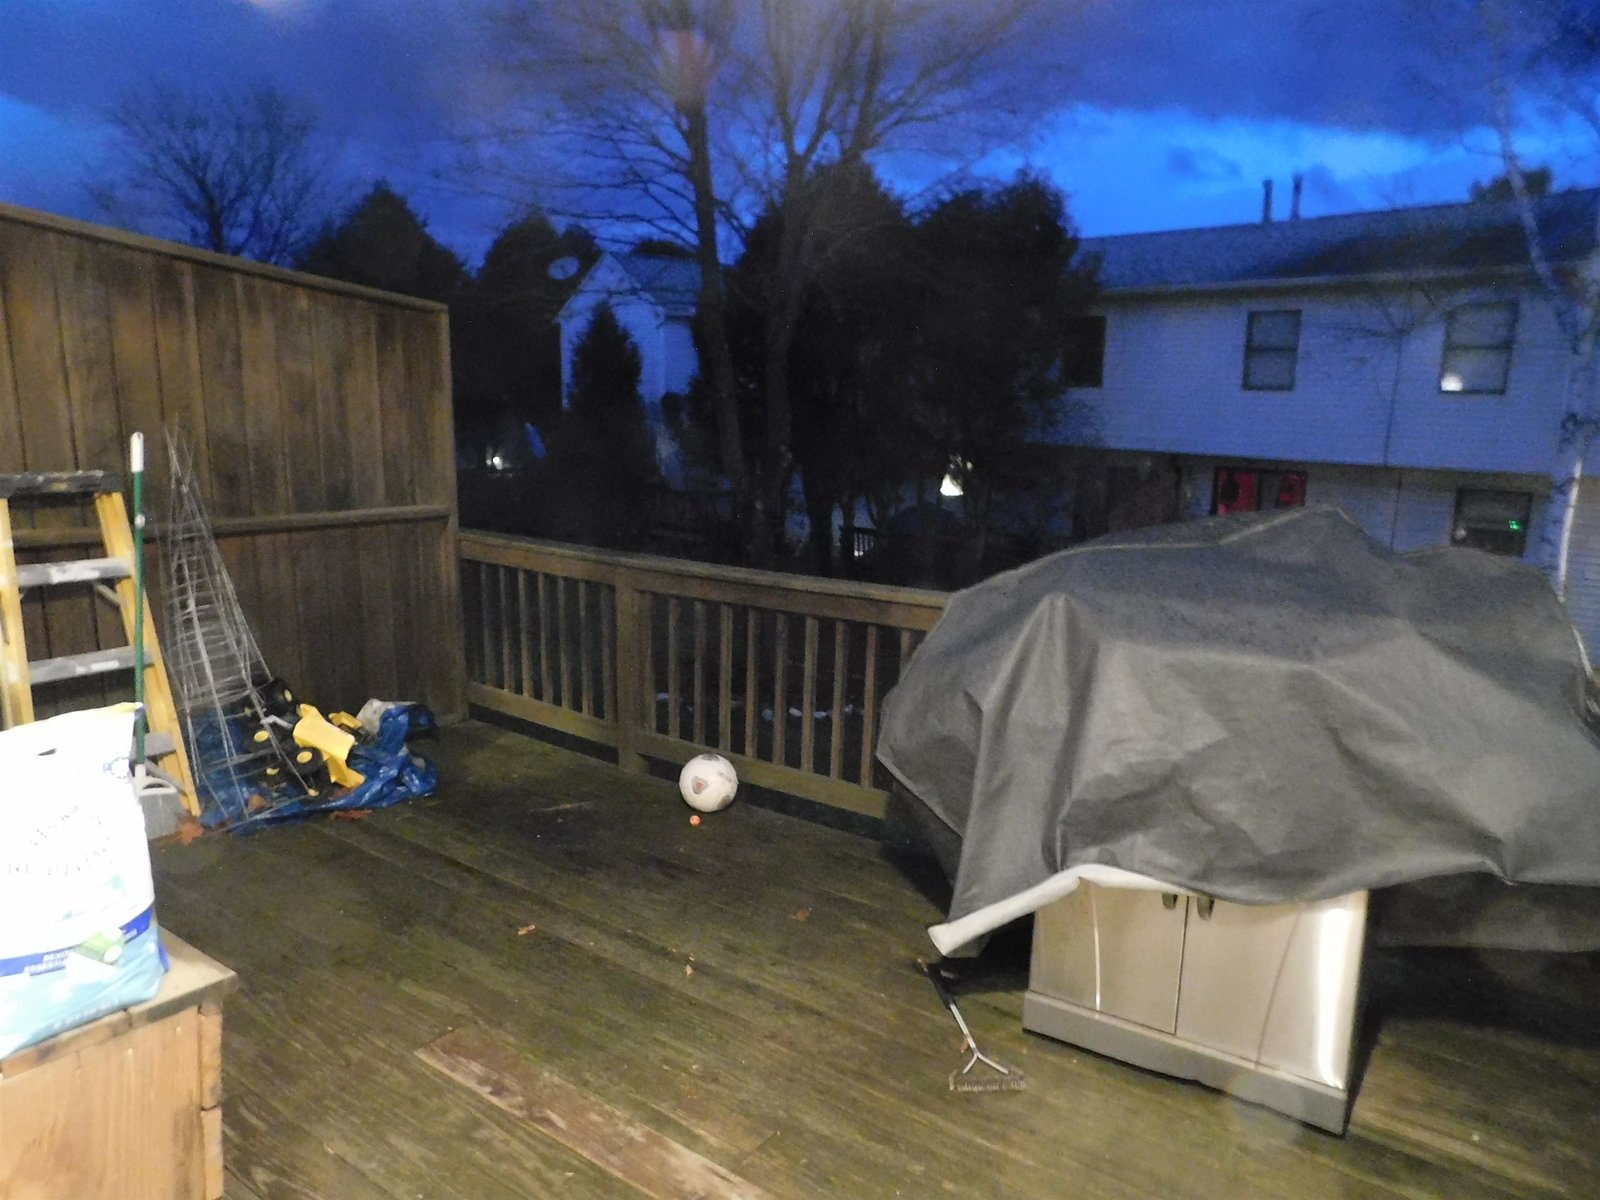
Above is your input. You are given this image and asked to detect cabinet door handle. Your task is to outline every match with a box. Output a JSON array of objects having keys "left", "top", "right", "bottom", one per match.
[
  {"left": 1196, "top": 896, "right": 1216, "bottom": 920},
  {"left": 1161, "top": 893, "right": 1179, "bottom": 910}
]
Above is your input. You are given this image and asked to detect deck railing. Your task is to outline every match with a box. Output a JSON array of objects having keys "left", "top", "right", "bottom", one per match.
[{"left": 458, "top": 531, "right": 948, "bottom": 818}]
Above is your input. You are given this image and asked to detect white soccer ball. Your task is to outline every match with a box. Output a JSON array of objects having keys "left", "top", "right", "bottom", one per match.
[{"left": 678, "top": 753, "right": 738, "bottom": 813}]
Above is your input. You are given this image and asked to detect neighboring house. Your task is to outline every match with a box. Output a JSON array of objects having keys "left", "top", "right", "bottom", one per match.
[
  {"left": 1063, "top": 187, "right": 1600, "bottom": 650},
  {"left": 558, "top": 252, "right": 702, "bottom": 482}
]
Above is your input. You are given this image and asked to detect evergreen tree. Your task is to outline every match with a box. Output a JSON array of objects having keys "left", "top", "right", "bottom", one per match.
[
  {"left": 552, "top": 304, "right": 658, "bottom": 547},
  {"left": 455, "top": 213, "right": 597, "bottom": 438},
  {"left": 297, "top": 182, "right": 467, "bottom": 303}
]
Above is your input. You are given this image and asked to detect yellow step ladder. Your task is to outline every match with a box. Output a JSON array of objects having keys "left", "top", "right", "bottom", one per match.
[{"left": 0, "top": 470, "right": 197, "bottom": 812}]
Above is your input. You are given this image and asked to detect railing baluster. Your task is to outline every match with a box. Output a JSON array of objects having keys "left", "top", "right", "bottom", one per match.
[
  {"left": 667, "top": 596, "right": 681, "bottom": 740},
  {"left": 557, "top": 577, "right": 573, "bottom": 709},
  {"left": 579, "top": 579, "right": 594, "bottom": 716},
  {"left": 772, "top": 612, "right": 788, "bottom": 765},
  {"left": 899, "top": 628, "right": 914, "bottom": 674},
  {"left": 718, "top": 604, "right": 733, "bottom": 751},
  {"left": 538, "top": 573, "right": 553, "bottom": 702},
  {"left": 499, "top": 565, "right": 514, "bottom": 692},
  {"left": 517, "top": 570, "right": 533, "bottom": 697},
  {"left": 614, "top": 578, "right": 644, "bottom": 772},
  {"left": 860, "top": 624, "right": 879, "bottom": 785},
  {"left": 743, "top": 609, "right": 757, "bottom": 756},
  {"left": 600, "top": 585, "right": 616, "bottom": 723},
  {"left": 478, "top": 561, "right": 494, "bottom": 688},
  {"left": 641, "top": 592, "right": 656, "bottom": 734},
  {"left": 830, "top": 621, "right": 846, "bottom": 780},
  {"left": 692, "top": 600, "right": 707, "bottom": 744},
  {"left": 800, "top": 616, "right": 818, "bottom": 774}
]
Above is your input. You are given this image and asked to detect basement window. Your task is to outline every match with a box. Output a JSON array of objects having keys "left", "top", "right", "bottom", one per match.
[
  {"left": 1242, "top": 310, "right": 1302, "bottom": 391},
  {"left": 1452, "top": 489, "right": 1530, "bottom": 556},
  {"left": 1214, "top": 466, "right": 1307, "bottom": 515},
  {"left": 1440, "top": 302, "right": 1516, "bottom": 394}
]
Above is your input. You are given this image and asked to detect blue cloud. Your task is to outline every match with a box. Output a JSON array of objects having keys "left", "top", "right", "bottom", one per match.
[{"left": 1165, "top": 146, "right": 1244, "bottom": 184}]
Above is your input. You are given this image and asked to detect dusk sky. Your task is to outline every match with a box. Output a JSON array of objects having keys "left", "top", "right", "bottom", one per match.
[{"left": 2, "top": 0, "right": 1595, "bottom": 266}]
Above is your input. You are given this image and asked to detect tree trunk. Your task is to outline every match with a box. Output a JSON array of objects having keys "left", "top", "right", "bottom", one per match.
[
  {"left": 680, "top": 103, "right": 746, "bottom": 503},
  {"left": 1539, "top": 341, "right": 1599, "bottom": 595}
]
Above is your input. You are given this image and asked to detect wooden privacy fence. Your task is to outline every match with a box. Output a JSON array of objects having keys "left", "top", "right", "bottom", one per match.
[
  {"left": 0, "top": 202, "right": 466, "bottom": 722},
  {"left": 459, "top": 531, "right": 949, "bottom": 818}
]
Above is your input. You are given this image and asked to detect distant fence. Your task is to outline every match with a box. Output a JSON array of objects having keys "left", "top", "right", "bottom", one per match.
[
  {"left": 458, "top": 531, "right": 948, "bottom": 818},
  {"left": 0, "top": 202, "right": 467, "bottom": 721}
]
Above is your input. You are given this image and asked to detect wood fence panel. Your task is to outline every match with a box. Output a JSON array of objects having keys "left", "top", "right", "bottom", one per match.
[
  {"left": 236, "top": 274, "right": 289, "bottom": 516},
  {"left": 193, "top": 265, "right": 250, "bottom": 519},
  {"left": 0, "top": 232, "right": 24, "bottom": 475},
  {"left": 149, "top": 258, "right": 213, "bottom": 501},
  {"left": 0, "top": 201, "right": 466, "bottom": 726},
  {"left": 102, "top": 247, "right": 165, "bottom": 454},
  {"left": 272, "top": 286, "right": 324, "bottom": 514}
]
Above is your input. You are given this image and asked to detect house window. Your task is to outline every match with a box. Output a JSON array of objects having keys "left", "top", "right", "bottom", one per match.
[
  {"left": 1452, "top": 489, "right": 1531, "bottom": 556},
  {"left": 1063, "top": 315, "right": 1106, "bottom": 387},
  {"left": 1214, "top": 467, "right": 1307, "bottom": 515},
  {"left": 1440, "top": 301, "right": 1516, "bottom": 394},
  {"left": 1242, "top": 310, "right": 1301, "bottom": 391}
]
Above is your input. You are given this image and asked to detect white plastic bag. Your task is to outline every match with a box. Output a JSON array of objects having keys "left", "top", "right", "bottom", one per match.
[{"left": 0, "top": 704, "right": 167, "bottom": 1057}]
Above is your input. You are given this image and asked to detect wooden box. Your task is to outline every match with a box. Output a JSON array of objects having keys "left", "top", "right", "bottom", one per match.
[{"left": 0, "top": 934, "right": 237, "bottom": 1199}]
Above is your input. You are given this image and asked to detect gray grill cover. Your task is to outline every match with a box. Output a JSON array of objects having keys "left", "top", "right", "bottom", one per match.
[{"left": 877, "top": 507, "right": 1600, "bottom": 946}]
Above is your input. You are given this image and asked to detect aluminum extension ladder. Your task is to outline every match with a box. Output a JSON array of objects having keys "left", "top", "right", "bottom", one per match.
[{"left": 0, "top": 470, "right": 196, "bottom": 813}]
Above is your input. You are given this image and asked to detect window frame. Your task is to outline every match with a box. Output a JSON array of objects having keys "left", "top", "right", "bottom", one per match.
[
  {"left": 1062, "top": 314, "right": 1107, "bottom": 389},
  {"left": 1241, "top": 309, "right": 1302, "bottom": 392},
  {"left": 1438, "top": 300, "right": 1517, "bottom": 396}
]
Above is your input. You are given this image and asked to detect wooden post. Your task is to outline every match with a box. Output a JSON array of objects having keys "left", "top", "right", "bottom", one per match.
[{"left": 613, "top": 576, "right": 646, "bottom": 775}]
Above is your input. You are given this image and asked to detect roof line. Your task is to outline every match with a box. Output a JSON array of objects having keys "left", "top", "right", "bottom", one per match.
[
  {"left": 1096, "top": 262, "right": 1546, "bottom": 298},
  {"left": 1079, "top": 184, "right": 1600, "bottom": 244}
]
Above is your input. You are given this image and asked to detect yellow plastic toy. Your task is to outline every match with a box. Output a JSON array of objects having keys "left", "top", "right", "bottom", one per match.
[{"left": 292, "top": 704, "right": 366, "bottom": 789}]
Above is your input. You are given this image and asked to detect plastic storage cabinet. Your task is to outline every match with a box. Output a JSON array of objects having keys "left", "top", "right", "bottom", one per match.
[
  {"left": 0, "top": 935, "right": 237, "bottom": 1199},
  {"left": 1023, "top": 884, "right": 1368, "bottom": 1133}
]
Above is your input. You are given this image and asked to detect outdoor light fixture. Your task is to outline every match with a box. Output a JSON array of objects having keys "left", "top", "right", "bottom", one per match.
[
  {"left": 941, "top": 458, "right": 970, "bottom": 498},
  {"left": 1440, "top": 372, "right": 1465, "bottom": 392}
]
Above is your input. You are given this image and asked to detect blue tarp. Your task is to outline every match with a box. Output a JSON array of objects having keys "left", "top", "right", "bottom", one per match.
[{"left": 196, "top": 703, "right": 438, "bottom": 832}]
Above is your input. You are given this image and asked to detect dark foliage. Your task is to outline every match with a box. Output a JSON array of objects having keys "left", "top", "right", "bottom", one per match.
[
  {"left": 546, "top": 304, "right": 658, "bottom": 547},
  {"left": 298, "top": 182, "right": 468, "bottom": 303},
  {"left": 453, "top": 213, "right": 598, "bottom": 444}
]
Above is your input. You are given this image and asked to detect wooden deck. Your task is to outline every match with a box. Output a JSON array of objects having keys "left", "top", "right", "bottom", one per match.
[{"left": 152, "top": 721, "right": 1600, "bottom": 1200}]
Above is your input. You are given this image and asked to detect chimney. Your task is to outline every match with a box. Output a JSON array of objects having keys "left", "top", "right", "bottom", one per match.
[
  {"left": 1291, "top": 173, "right": 1304, "bottom": 220},
  {"left": 1261, "top": 178, "right": 1274, "bottom": 224}
]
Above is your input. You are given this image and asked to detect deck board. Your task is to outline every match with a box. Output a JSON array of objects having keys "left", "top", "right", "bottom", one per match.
[{"left": 150, "top": 721, "right": 1600, "bottom": 1200}]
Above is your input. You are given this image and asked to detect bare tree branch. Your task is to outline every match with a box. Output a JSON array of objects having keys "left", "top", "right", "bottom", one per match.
[{"left": 88, "top": 85, "right": 337, "bottom": 265}]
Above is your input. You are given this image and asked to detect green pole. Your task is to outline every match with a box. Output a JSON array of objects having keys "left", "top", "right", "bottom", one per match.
[{"left": 131, "top": 432, "right": 146, "bottom": 771}]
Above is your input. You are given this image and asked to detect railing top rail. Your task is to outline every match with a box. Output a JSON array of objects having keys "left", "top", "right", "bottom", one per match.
[{"left": 459, "top": 528, "right": 950, "bottom": 612}]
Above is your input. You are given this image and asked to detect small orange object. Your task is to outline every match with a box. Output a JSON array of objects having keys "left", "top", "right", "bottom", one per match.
[
  {"left": 517, "top": 923, "right": 538, "bottom": 936},
  {"left": 793, "top": 908, "right": 811, "bottom": 922},
  {"left": 689, "top": 814, "right": 701, "bottom": 826}
]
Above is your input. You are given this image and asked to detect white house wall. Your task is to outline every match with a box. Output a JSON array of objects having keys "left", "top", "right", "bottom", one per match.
[
  {"left": 1176, "top": 458, "right": 1549, "bottom": 563},
  {"left": 659, "top": 317, "right": 698, "bottom": 397},
  {"left": 1562, "top": 479, "right": 1600, "bottom": 661},
  {"left": 561, "top": 289, "right": 669, "bottom": 405},
  {"left": 1072, "top": 285, "right": 1576, "bottom": 476}
]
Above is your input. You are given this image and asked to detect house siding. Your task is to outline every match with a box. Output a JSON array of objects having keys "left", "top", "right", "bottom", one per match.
[
  {"left": 1072, "top": 284, "right": 1576, "bottom": 476},
  {"left": 660, "top": 318, "right": 698, "bottom": 396},
  {"left": 1176, "top": 458, "right": 1548, "bottom": 562},
  {"left": 1563, "top": 480, "right": 1600, "bottom": 660}
]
